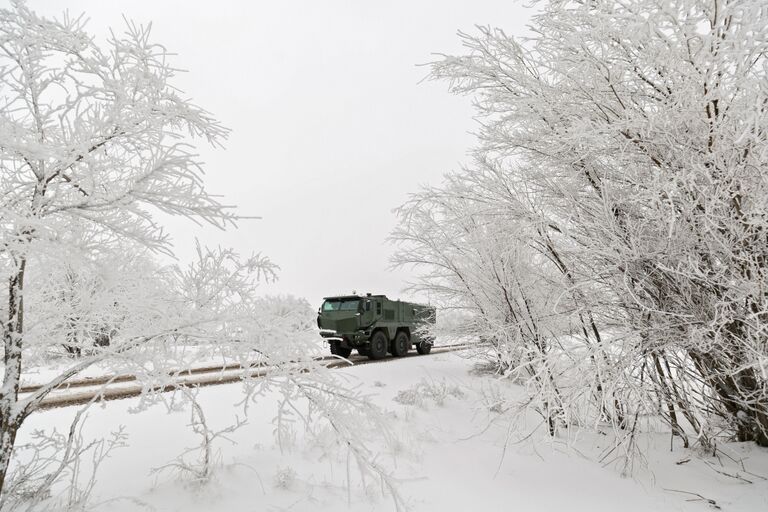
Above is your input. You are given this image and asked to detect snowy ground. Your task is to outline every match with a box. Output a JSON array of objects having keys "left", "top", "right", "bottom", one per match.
[{"left": 16, "top": 351, "right": 768, "bottom": 511}]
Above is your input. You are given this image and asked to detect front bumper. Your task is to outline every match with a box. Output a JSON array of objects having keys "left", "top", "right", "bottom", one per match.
[{"left": 319, "top": 330, "right": 371, "bottom": 346}]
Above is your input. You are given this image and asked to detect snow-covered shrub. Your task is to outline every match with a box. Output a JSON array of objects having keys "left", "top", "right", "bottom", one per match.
[
  {"left": 272, "top": 466, "right": 297, "bottom": 490},
  {"left": 0, "top": 411, "right": 127, "bottom": 511},
  {"left": 478, "top": 382, "right": 510, "bottom": 415},
  {"left": 394, "top": 378, "right": 465, "bottom": 408},
  {"left": 151, "top": 391, "right": 247, "bottom": 486}
]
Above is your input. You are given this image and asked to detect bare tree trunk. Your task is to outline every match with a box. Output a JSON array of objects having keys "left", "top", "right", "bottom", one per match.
[
  {"left": 1, "top": 259, "right": 27, "bottom": 494},
  {"left": 651, "top": 352, "right": 689, "bottom": 448},
  {"left": 691, "top": 346, "right": 768, "bottom": 447},
  {"left": 0, "top": 423, "right": 20, "bottom": 496}
]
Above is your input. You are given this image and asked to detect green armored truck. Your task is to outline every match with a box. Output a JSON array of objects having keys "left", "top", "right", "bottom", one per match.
[{"left": 317, "top": 293, "right": 435, "bottom": 359}]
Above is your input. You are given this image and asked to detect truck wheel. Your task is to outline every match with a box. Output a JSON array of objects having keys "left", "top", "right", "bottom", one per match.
[
  {"left": 330, "top": 341, "right": 352, "bottom": 358},
  {"left": 393, "top": 331, "right": 410, "bottom": 356},
  {"left": 368, "top": 331, "right": 388, "bottom": 360},
  {"left": 416, "top": 339, "right": 432, "bottom": 355}
]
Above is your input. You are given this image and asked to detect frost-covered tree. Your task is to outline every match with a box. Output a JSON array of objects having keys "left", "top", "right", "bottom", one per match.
[
  {"left": 0, "top": 3, "right": 405, "bottom": 506},
  {"left": 0, "top": 0, "right": 235, "bottom": 493},
  {"left": 26, "top": 242, "right": 173, "bottom": 358},
  {"left": 393, "top": 160, "right": 623, "bottom": 434},
  {"left": 396, "top": 0, "right": 768, "bottom": 448}
]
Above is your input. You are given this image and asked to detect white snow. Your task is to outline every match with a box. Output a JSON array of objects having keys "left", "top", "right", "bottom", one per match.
[{"left": 15, "top": 352, "right": 768, "bottom": 511}]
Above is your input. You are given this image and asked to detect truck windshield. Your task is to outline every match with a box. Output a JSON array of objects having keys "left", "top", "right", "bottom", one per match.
[{"left": 322, "top": 299, "right": 360, "bottom": 312}]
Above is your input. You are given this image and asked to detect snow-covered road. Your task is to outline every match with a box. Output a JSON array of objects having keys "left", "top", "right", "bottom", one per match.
[{"left": 18, "top": 344, "right": 471, "bottom": 410}]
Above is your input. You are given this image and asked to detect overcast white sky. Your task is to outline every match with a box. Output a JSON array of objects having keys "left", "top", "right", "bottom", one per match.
[{"left": 32, "top": 0, "right": 532, "bottom": 308}]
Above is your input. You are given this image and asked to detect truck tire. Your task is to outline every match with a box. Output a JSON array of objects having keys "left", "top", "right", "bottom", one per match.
[
  {"left": 416, "top": 339, "right": 432, "bottom": 355},
  {"left": 393, "top": 331, "right": 410, "bottom": 356},
  {"left": 368, "top": 331, "right": 388, "bottom": 360},
  {"left": 330, "top": 341, "right": 352, "bottom": 358}
]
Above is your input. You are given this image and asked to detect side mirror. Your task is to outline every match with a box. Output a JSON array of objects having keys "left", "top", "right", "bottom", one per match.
[{"left": 364, "top": 300, "right": 371, "bottom": 312}]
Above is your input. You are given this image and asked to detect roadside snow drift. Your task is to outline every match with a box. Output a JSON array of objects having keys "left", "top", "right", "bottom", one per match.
[{"left": 15, "top": 352, "right": 768, "bottom": 511}]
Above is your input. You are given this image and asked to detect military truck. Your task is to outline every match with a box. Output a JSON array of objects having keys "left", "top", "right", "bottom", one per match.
[{"left": 317, "top": 293, "right": 435, "bottom": 359}]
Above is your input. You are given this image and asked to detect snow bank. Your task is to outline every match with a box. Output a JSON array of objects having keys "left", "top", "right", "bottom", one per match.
[{"left": 15, "top": 352, "right": 768, "bottom": 511}]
